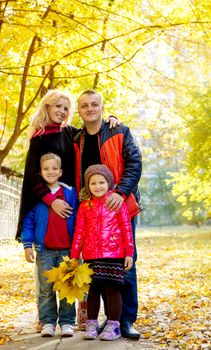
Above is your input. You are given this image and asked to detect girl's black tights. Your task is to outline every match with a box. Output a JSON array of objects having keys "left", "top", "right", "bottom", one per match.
[{"left": 87, "top": 284, "right": 122, "bottom": 321}]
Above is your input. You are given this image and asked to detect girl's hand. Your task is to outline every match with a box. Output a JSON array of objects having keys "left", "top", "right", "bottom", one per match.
[
  {"left": 70, "top": 258, "right": 80, "bottom": 266},
  {"left": 105, "top": 116, "right": 121, "bottom": 129},
  {"left": 124, "top": 256, "right": 133, "bottom": 271},
  {"left": 51, "top": 199, "right": 73, "bottom": 218},
  {"left": 25, "top": 248, "right": 35, "bottom": 263}
]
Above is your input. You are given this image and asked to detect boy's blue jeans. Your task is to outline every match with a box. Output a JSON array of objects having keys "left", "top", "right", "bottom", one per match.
[
  {"left": 120, "top": 217, "right": 138, "bottom": 324},
  {"left": 36, "top": 248, "right": 76, "bottom": 327}
]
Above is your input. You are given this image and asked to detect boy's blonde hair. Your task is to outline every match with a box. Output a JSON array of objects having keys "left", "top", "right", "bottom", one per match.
[
  {"left": 28, "top": 90, "right": 73, "bottom": 139},
  {"left": 40, "top": 153, "right": 62, "bottom": 169}
]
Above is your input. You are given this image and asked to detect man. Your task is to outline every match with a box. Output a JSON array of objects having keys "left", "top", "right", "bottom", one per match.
[{"left": 74, "top": 90, "right": 142, "bottom": 340}]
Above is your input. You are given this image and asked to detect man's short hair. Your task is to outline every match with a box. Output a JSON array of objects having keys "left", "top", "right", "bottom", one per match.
[{"left": 78, "top": 89, "right": 102, "bottom": 103}]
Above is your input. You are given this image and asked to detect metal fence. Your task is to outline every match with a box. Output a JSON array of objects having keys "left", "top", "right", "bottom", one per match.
[{"left": 0, "top": 174, "right": 22, "bottom": 240}]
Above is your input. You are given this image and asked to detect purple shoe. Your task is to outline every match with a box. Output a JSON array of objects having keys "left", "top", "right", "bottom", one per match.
[
  {"left": 99, "top": 320, "right": 121, "bottom": 341},
  {"left": 83, "top": 320, "right": 98, "bottom": 340}
]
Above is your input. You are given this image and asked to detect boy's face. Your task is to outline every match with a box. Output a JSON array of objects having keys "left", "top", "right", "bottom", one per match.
[
  {"left": 89, "top": 174, "right": 109, "bottom": 198},
  {"left": 40, "top": 158, "right": 62, "bottom": 187}
]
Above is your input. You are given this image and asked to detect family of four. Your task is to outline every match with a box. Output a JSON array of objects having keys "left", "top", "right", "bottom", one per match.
[{"left": 17, "top": 89, "right": 142, "bottom": 341}]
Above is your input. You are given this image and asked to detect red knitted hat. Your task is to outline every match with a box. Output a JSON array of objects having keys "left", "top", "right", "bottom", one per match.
[{"left": 84, "top": 164, "right": 114, "bottom": 192}]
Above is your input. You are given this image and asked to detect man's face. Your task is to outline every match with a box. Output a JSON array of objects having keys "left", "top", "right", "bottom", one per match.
[{"left": 78, "top": 93, "right": 103, "bottom": 124}]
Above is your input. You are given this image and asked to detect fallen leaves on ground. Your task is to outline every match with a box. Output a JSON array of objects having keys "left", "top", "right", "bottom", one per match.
[
  {"left": 0, "top": 243, "right": 35, "bottom": 344},
  {"left": 0, "top": 226, "right": 210, "bottom": 348},
  {"left": 136, "top": 226, "right": 211, "bottom": 350}
]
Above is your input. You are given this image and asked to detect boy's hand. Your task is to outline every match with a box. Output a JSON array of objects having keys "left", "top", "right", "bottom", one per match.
[
  {"left": 124, "top": 256, "right": 133, "bottom": 271},
  {"left": 25, "top": 248, "right": 35, "bottom": 263},
  {"left": 51, "top": 199, "right": 73, "bottom": 218}
]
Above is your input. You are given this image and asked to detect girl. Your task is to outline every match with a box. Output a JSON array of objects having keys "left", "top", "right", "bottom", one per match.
[{"left": 71, "top": 164, "right": 134, "bottom": 341}]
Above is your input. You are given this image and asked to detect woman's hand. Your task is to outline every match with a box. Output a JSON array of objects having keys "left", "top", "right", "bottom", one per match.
[
  {"left": 105, "top": 116, "right": 121, "bottom": 128},
  {"left": 51, "top": 199, "right": 73, "bottom": 218},
  {"left": 124, "top": 256, "right": 133, "bottom": 271}
]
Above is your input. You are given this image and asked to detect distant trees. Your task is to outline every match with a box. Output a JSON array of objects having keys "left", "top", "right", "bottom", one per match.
[{"left": 168, "top": 89, "right": 211, "bottom": 225}]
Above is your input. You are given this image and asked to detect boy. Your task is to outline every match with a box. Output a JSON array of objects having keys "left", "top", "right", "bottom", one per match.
[{"left": 21, "top": 153, "right": 78, "bottom": 337}]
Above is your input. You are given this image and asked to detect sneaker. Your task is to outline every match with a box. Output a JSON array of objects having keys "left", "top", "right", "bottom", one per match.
[
  {"left": 61, "top": 324, "right": 74, "bottom": 337},
  {"left": 77, "top": 300, "right": 88, "bottom": 330},
  {"left": 98, "top": 318, "right": 107, "bottom": 335},
  {"left": 83, "top": 320, "right": 98, "bottom": 340},
  {"left": 41, "top": 324, "right": 55, "bottom": 337},
  {"left": 99, "top": 320, "right": 121, "bottom": 341}
]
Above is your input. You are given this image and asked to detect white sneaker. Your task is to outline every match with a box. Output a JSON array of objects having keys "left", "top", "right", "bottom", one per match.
[
  {"left": 41, "top": 324, "right": 55, "bottom": 337},
  {"left": 61, "top": 324, "right": 74, "bottom": 337}
]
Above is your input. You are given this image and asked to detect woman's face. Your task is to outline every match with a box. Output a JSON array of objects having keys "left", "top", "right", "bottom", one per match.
[{"left": 46, "top": 97, "right": 70, "bottom": 124}]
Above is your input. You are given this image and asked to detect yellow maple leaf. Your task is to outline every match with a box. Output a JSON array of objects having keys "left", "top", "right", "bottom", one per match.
[
  {"left": 58, "top": 282, "right": 72, "bottom": 300},
  {"left": 73, "top": 264, "right": 94, "bottom": 287},
  {"left": 43, "top": 256, "right": 94, "bottom": 304},
  {"left": 167, "top": 331, "right": 177, "bottom": 339},
  {"left": 43, "top": 266, "right": 60, "bottom": 283}
]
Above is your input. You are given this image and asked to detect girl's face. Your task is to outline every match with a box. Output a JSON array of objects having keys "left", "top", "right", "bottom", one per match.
[
  {"left": 46, "top": 97, "right": 69, "bottom": 124},
  {"left": 89, "top": 174, "right": 109, "bottom": 198}
]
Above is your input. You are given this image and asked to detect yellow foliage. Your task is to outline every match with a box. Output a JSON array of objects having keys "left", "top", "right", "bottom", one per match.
[
  {"left": 136, "top": 226, "right": 211, "bottom": 349},
  {"left": 43, "top": 256, "right": 94, "bottom": 304}
]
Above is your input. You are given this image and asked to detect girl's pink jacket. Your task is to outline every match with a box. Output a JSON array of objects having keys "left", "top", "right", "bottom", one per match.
[{"left": 71, "top": 192, "right": 134, "bottom": 260}]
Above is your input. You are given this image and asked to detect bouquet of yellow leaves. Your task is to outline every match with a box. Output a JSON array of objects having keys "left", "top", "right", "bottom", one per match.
[{"left": 43, "top": 256, "right": 94, "bottom": 305}]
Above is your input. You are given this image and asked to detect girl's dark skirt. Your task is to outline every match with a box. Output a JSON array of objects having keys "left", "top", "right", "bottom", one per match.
[{"left": 85, "top": 258, "right": 125, "bottom": 287}]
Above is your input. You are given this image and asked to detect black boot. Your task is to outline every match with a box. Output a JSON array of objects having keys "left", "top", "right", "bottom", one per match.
[{"left": 120, "top": 322, "right": 140, "bottom": 340}]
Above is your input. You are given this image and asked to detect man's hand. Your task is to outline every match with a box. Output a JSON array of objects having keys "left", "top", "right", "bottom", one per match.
[
  {"left": 105, "top": 192, "right": 124, "bottom": 210},
  {"left": 105, "top": 116, "right": 121, "bottom": 129},
  {"left": 51, "top": 199, "right": 73, "bottom": 218},
  {"left": 25, "top": 248, "right": 35, "bottom": 263},
  {"left": 124, "top": 256, "right": 133, "bottom": 271}
]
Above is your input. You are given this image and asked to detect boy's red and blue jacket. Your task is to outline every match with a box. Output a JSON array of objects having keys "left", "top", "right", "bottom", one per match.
[{"left": 21, "top": 184, "right": 78, "bottom": 252}]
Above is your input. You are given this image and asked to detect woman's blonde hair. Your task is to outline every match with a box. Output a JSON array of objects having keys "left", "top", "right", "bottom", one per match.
[{"left": 28, "top": 90, "right": 73, "bottom": 139}]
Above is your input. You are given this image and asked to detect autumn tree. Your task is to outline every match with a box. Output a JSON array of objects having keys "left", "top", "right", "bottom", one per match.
[{"left": 0, "top": 0, "right": 210, "bottom": 172}]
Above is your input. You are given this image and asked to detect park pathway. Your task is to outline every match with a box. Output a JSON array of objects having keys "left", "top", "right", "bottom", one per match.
[{"left": 0, "top": 311, "right": 157, "bottom": 350}]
